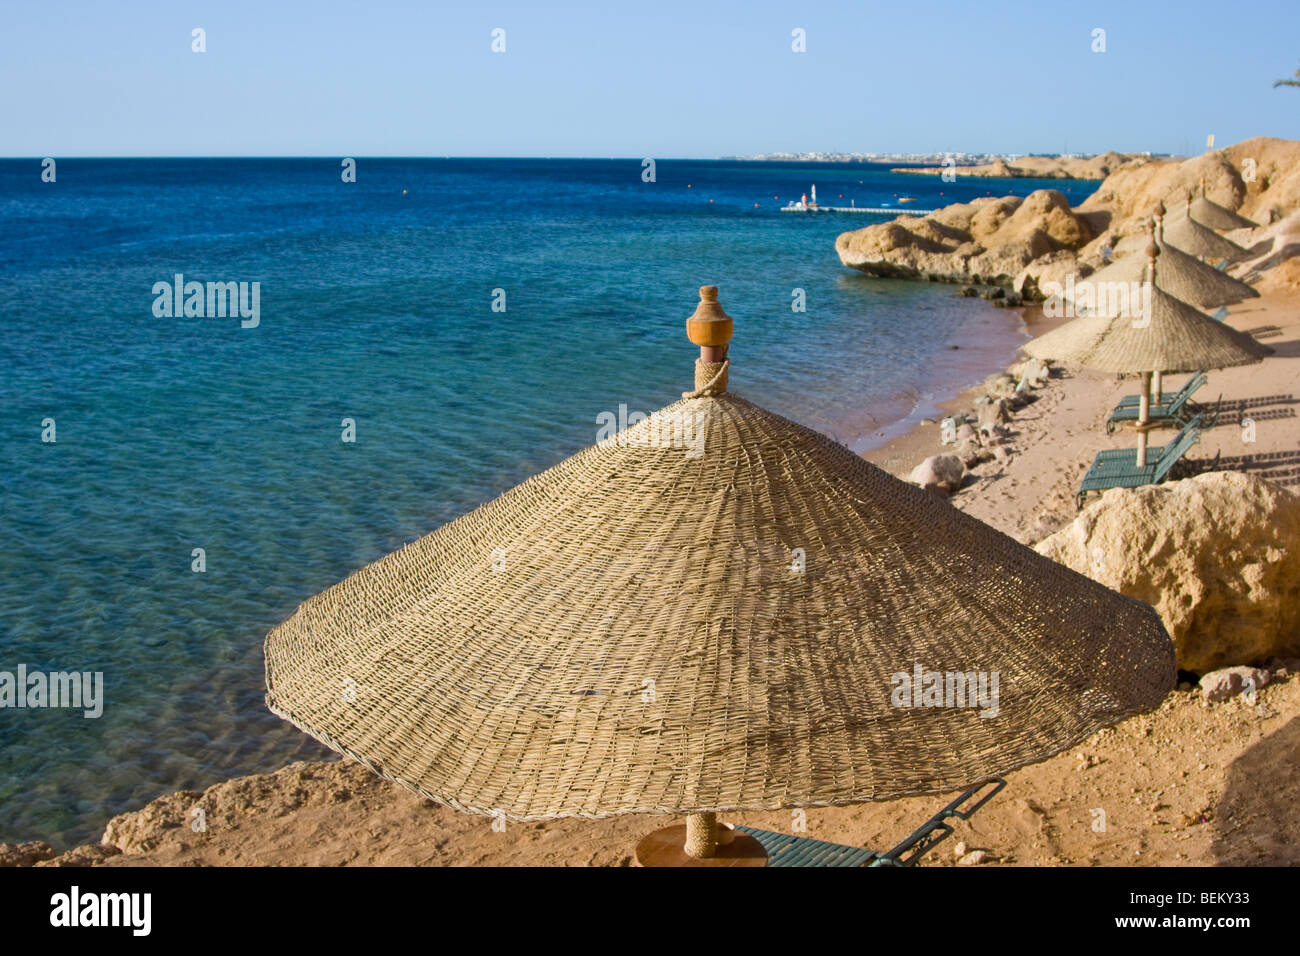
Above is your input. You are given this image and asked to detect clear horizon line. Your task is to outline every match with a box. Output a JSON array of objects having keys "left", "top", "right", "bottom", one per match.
[{"left": 0, "top": 151, "right": 1177, "bottom": 161}]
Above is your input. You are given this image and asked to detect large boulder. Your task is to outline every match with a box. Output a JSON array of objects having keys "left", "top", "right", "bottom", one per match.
[{"left": 1034, "top": 473, "right": 1300, "bottom": 672}]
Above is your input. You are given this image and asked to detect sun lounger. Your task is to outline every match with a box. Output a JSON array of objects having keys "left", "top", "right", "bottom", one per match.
[
  {"left": 734, "top": 777, "right": 1005, "bottom": 867},
  {"left": 1111, "top": 371, "right": 1204, "bottom": 410},
  {"left": 1106, "top": 373, "right": 1220, "bottom": 433},
  {"left": 1077, "top": 414, "right": 1210, "bottom": 509}
]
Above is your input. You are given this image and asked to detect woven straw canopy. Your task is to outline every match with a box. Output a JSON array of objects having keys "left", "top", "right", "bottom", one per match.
[
  {"left": 1026, "top": 252, "right": 1269, "bottom": 373},
  {"left": 1188, "top": 195, "right": 1257, "bottom": 231},
  {"left": 265, "top": 287, "right": 1174, "bottom": 821},
  {"left": 1075, "top": 237, "right": 1257, "bottom": 311},
  {"left": 1163, "top": 207, "right": 1247, "bottom": 261}
]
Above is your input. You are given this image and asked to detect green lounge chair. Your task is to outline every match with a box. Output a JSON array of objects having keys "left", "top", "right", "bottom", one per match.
[
  {"left": 1077, "top": 414, "right": 1211, "bottom": 510},
  {"left": 1111, "top": 371, "right": 1204, "bottom": 411},
  {"left": 734, "top": 777, "right": 1005, "bottom": 867},
  {"left": 1106, "top": 372, "right": 1220, "bottom": 433}
]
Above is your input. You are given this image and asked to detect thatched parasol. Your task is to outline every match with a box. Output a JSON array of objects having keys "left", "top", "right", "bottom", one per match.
[
  {"left": 1164, "top": 192, "right": 1248, "bottom": 261},
  {"left": 265, "top": 286, "right": 1175, "bottom": 866},
  {"left": 1187, "top": 178, "right": 1258, "bottom": 231},
  {"left": 1026, "top": 243, "right": 1268, "bottom": 466},
  {"left": 1071, "top": 210, "right": 1258, "bottom": 311}
]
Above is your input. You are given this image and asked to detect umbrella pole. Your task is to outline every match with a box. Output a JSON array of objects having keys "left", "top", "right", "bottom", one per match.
[
  {"left": 1136, "top": 371, "right": 1152, "bottom": 468},
  {"left": 684, "top": 812, "right": 718, "bottom": 858},
  {"left": 633, "top": 813, "right": 769, "bottom": 867}
]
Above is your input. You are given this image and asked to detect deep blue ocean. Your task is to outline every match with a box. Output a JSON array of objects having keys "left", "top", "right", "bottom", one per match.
[{"left": 0, "top": 158, "right": 1098, "bottom": 846}]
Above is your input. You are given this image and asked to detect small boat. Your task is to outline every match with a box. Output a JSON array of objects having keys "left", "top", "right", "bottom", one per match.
[
  {"left": 898, "top": 196, "right": 917, "bottom": 203},
  {"left": 783, "top": 184, "right": 822, "bottom": 212}
]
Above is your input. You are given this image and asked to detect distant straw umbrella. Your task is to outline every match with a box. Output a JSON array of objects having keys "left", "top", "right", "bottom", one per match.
[
  {"left": 1071, "top": 207, "right": 1258, "bottom": 311},
  {"left": 1025, "top": 243, "right": 1268, "bottom": 467},
  {"left": 1187, "top": 177, "right": 1258, "bottom": 231},
  {"left": 1164, "top": 191, "right": 1248, "bottom": 262},
  {"left": 265, "top": 286, "right": 1175, "bottom": 866}
]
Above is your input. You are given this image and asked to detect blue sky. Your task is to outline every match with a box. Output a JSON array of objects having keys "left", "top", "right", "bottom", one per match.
[{"left": 3, "top": 0, "right": 1298, "bottom": 157}]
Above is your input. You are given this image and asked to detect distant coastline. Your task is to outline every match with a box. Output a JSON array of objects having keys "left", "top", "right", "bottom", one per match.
[{"left": 727, "top": 150, "right": 1173, "bottom": 171}]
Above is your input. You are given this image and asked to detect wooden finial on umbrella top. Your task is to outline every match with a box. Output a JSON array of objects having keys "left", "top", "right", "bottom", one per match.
[{"left": 685, "top": 285, "right": 733, "bottom": 396}]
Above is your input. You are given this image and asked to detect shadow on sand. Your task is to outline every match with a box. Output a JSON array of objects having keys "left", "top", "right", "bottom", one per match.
[
  {"left": 1211, "top": 716, "right": 1300, "bottom": 865},
  {"left": 1210, "top": 451, "right": 1300, "bottom": 486}
]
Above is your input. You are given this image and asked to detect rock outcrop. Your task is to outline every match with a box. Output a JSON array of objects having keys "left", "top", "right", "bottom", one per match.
[
  {"left": 1034, "top": 473, "right": 1300, "bottom": 672},
  {"left": 0, "top": 841, "right": 57, "bottom": 867},
  {"left": 836, "top": 190, "right": 1094, "bottom": 283}
]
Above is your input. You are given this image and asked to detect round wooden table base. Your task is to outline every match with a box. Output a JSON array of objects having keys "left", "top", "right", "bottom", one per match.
[{"left": 634, "top": 824, "right": 769, "bottom": 867}]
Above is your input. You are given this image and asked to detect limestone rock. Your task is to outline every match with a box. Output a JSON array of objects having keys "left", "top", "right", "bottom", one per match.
[
  {"left": 836, "top": 190, "right": 1095, "bottom": 283},
  {"left": 0, "top": 841, "right": 57, "bottom": 867},
  {"left": 909, "top": 455, "right": 965, "bottom": 496},
  {"left": 1015, "top": 251, "right": 1089, "bottom": 301},
  {"left": 977, "top": 400, "right": 1010, "bottom": 429},
  {"left": 1034, "top": 473, "right": 1300, "bottom": 672},
  {"left": 956, "top": 439, "right": 984, "bottom": 469},
  {"left": 38, "top": 844, "right": 123, "bottom": 867},
  {"left": 1009, "top": 358, "right": 1050, "bottom": 389},
  {"left": 1200, "top": 666, "right": 1270, "bottom": 703},
  {"left": 983, "top": 373, "right": 1017, "bottom": 399}
]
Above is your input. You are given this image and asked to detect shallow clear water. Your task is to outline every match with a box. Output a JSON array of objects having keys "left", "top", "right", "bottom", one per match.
[{"left": 0, "top": 158, "right": 1097, "bottom": 845}]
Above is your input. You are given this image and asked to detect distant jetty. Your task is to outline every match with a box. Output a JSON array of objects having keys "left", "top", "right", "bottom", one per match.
[
  {"left": 781, "top": 204, "right": 937, "bottom": 215},
  {"left": 781, "top": 185, "right": 935, "bottom": 215}
]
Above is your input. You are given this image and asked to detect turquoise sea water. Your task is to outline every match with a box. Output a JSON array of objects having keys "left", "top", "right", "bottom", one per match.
[{"left": 0, "top": 158, "right": 1097, "bottom": 845}]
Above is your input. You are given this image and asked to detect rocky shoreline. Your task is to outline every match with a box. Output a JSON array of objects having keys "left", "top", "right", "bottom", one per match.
[{"left": 843, "top": 137, "right": 1300, "bottom": 297}]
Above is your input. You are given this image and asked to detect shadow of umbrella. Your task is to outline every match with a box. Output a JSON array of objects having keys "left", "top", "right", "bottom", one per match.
[{"left": 1211, "top": 716, "right": 1300, "bottom": 864}]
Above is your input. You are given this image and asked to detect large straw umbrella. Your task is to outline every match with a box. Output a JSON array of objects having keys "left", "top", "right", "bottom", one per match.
[
  {"left": 1025, "top": 245, "right": 1268, "bottom": 467},
  {"left": 265, "top": 286, "right": 1175, "bottom": 866},
  {"left": 1187, "top": 178, "right": 1258, "bottom": 231},
  {"left": 1073, "top": 209, "right": 1257, "bottom": 311},
  {"left": 1164, "top": 192, "right": 1247, "bottom": 262}
]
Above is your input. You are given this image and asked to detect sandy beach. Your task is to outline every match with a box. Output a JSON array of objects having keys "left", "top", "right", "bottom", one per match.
[{"left": 868, "top": 291, "right": 1300, "bottom": 545}]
